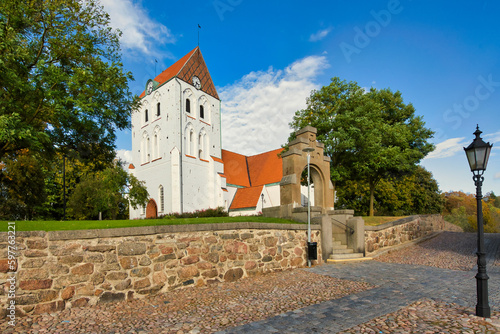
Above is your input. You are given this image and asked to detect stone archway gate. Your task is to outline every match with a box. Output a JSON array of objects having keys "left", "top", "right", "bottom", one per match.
[{"left": 280, "top": 126, "right": 335, "bottom": 214}]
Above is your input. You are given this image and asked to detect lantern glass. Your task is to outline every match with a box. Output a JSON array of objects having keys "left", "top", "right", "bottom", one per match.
[
  {"left": 466, "top": 149, "right": 477, "bottom": 170},
  {"left": 476, "top": 146, "right": 487, "bottom": 170},
  {"left": 464, "top": 126, "right": 493, "bottom": 172}
]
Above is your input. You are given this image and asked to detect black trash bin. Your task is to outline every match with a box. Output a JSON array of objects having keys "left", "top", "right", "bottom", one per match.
[{"left": 307, "top": 242, "right": 317, "bottom": 260}]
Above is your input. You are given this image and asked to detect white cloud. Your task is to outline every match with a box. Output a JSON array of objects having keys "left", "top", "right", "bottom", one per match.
[
  {"left": 116, "top": 149, "right": 133, "bottom": 165},
  {"left": 425, "top": 137, "right": 467, "bottom": 160},
  {"left": 101, "top": 0, "right": 175, "bottom": 56},
  {"left": 484, "top": 131, "right": 500, "bottom": 144},
  {"left": 219, "top": 55, "right": 329, "bottom": 156},
  {"left": 495, "top": 172, "right": 500, "bottom": 179},
  {"left": 309, "top": 28, "right": 333, "bottom": 42}
]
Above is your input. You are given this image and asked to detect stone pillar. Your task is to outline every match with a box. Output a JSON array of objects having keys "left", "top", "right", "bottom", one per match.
[
  {"left": 347, "top": 216, "right": 365, "bottom": 255},
  {"left": 319, "top": 215, "right": 332, "bottom": 263},
  {"left": 329, "top": 209, "right": 354, "bottom": 246}
]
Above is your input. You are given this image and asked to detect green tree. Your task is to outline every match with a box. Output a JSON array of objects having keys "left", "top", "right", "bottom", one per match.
[
  {"left": 0, "top": 0, "right": 138, "bottom": 162},
  {"left": 0, "top": 150, "right": 47, "bottom": 219},
  {"left": 68, "top": 162, "right": 149, "bottom": 220},
  {"left": 38, "top": 151, "right": 106, "bottom": 220},
  {"left": 290, "top": 77, "right": 434, "bottom": 216},
  {"left": 337, "top": 166, "right": 443, "bottom": 216}
]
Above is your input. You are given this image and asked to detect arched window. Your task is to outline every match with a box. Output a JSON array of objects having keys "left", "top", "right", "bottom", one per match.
[
  {"left": 189, "top": 129, "right": 194, "bottom": 156},
  {"left": 146, "top": 136, "right": 151, "bottom": 162},
  {"left": 185, "top": 99, "right": 191, "bottom": 113},
  {"left": 141, "top": 132, "right": 150, "bottom": 164},
  {"left": 198, "top": 133, "right": 203, "bottom": 159},
  {"left": 200, "top": 105, "right": 204, "bottom": 119},
  {"left": 145, "top": 109, "right": 148, "bottom": 122},
  {"left": 157, "top": 103, "right": 161, "bottom": 116},
  {"left": 203, "top": 133, "right": 208, "bottom": 158},
  {"left": 154, "top": 132, "right": 159, "bottom": 159},
  {"left": 141, "top": 136, "right": 145, "bottom": 163},
  {"left": 159, "top": 185, "right": 164, "bottom": 213}
]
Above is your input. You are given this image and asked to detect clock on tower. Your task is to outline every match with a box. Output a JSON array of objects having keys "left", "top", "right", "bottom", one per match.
[{"left": 192, "top": 76, "right": 201, "bottom": 90}]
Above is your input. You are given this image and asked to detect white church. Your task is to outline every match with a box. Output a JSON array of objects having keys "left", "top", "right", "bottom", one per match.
[{"left": 129, "top": 47, "right": 313, "bottom": 219}]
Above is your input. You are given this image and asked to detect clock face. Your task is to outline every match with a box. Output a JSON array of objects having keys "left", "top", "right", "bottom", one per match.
[
  {"left": 192, "top": 76, "right": 201, "bottom": 89},
  {"left": 147, "top": 81, "right": 154, "bottom": 95}
]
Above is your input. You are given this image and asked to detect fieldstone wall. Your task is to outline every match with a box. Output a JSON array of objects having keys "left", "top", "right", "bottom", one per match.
[
  {"left": 0, "top": 222, "right": 321, "bottom": 318},
  {"left": 364, "top": 215, "right": 445, "bottom": 255}
]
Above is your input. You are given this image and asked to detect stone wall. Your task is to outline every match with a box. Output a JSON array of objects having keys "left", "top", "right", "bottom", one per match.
[
  {"left": 0, "top": 222, "right": 321, "bottom": 318},
  {"left": 364, "top": 215, "right": 445, "bottom": 255}
]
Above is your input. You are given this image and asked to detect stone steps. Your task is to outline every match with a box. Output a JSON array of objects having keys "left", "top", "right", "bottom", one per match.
[
  {"left": 327, "top": 256, "right": 373, "bottom": 264},
  {"left": 331, "top": 247, "right": 353, "bottom": 254},
  {"left": 327, "top": 238, "right": 370, "bottom": 263}
]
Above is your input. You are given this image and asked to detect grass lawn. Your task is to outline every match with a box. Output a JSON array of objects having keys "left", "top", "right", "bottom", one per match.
[
  {"left": 362, "top": 216, "right": 408, "bottom": 226},
  {"left": 0, "top": 216, "right": 302, "bottom": 232}
]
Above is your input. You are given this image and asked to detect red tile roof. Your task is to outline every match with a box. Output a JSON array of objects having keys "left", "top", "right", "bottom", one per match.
[
  {"left": 247, "top": 148, "right": 283, "bottom": 186},
  {"left": 139, "top": 47, "right": 219, "bottom": 100},
  {"left": 221, "top": 150, "right": 251, "bottom": 187},
  {"left": 211, "top": 155, "right": 224, "bottom": 164},
  {"left": 230, "top": 185, "right": 264, "bottom": 210},
  {"left": 221, "top": 148, "right": 283, "bottom": 188}
]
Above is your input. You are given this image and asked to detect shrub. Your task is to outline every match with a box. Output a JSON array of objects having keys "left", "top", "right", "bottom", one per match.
[{"left": 156, "top": 207, "right": 228, "bottom": 219}]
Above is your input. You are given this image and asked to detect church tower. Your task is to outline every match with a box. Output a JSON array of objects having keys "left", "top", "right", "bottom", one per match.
[{"left": 129, "top": 47, "right": 226, "bottom": 219}]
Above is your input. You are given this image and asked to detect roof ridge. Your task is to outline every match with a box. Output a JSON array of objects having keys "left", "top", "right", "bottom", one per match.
[{"left": 245, "top": 156, "right": 252, "bottom": 187}]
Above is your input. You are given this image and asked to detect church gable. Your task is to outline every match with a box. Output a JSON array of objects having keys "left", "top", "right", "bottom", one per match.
[
  {"left": 177, "top": 48, "right": 219, "bottom": 100},
  {"left": 138, "top": 47, "right": 219, "bottom": 100}
]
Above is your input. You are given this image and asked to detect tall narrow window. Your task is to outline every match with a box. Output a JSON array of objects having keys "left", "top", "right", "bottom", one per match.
[
  {"left": 200, "top": 105, "right": 204, "bottom": 119},
  {"left": 190, "top": 129, "right": 194, "bottom": 156},
  {"left": 185, "top": 99, "right": 191, "bottom": 113},
  {"left": 145, "top": 109, "right": 148, "bottom": 122},
  {"left": 147, "top": 137, "right": 151, "bottom": 162},
  {"left": 198, "top": 133, "right": 203, "bottom": 159},
  {"left": 159, "top": 185, "right": 164, "bottom": 212},
  {"left": 154, "top": 133, "right": 158, "bottom": 159},
  {"left": 157, "top": 102, "right": 161, "bottom": 116}
]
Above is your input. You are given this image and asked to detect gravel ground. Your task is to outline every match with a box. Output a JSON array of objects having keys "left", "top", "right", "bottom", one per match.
[
  {"left": 1, "top": 270, "right": 372, "bottom": 334},
  {"left": 340, "top": 298, "right": 500, "bottom": 334},
  {"left": 374, "top": 231, "right": 478, "bottom": 271},
  {"left": 349, "top": 231, "right": 500, "bottom": 333}
]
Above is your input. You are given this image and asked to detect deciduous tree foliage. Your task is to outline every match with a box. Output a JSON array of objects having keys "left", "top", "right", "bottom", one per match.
[
  {"left": 38, "top": 151, "right": 106, "bottom": 220},
  {"left": 443, "top": 191, "right": 499, "bottom": 233},
  {"left": 0, "top": 150, "right": 47, "bottom": 219},
  {"left": 0, "top": 0, "right": 138, "bottom": 162},
  {"left": 290, "top": 77, "right": 434, "bottom": 215},
  {"left": 336, "top": 166, "right": 444, "bottom": 216},
  {"left": 68, "top": 162, "right": 149, "bottom": 220}
]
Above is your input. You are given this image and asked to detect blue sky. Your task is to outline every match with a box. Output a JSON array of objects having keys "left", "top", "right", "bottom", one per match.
[{"left": 104, "top": 0, "right": 500, "bottom": 195}]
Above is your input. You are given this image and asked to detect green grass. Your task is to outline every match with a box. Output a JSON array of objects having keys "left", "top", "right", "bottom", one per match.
[
  {"left": 362, "top": 216, "right": 408, "bottom": 226},
  {"left": 0, "top": 216, "right": 302, "bottom": 232}
]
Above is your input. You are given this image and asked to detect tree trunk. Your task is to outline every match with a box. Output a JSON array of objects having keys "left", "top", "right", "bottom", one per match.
[
  {"left": 369, "top": 179, "right": 378, "bottom": 217},
  {"left": 369, "top": 185, "right": 375, "bottom": 217}
]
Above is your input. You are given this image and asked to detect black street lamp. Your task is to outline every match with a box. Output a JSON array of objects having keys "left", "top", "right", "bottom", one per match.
[{"left": 463, "top": 125, "right": 493, "bottom": 318}]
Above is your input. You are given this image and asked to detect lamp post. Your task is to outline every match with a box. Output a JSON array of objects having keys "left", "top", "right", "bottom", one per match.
[
  {"left": 303, "top": 147, "right": 315, "bottom": 267},
  {"left": 463, "top": 125, "right": 493, "bottom": 318}
]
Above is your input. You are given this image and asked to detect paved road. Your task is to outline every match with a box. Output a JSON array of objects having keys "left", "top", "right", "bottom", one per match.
[{"left": 217, "top": 235, "right": 500, "bottom": 333}]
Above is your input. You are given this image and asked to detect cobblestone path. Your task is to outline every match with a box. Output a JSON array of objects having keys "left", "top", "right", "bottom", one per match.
[
  {"left": 219, "top": 233, "right": 500, "bottom": 333},
  {"left": 2, "top": 232, "right": 500, "bottom": 333}
]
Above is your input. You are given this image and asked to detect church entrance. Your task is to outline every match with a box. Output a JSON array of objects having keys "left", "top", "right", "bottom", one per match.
[{"left": 146, "top": 199, "right": 158, "bottom": 218}]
